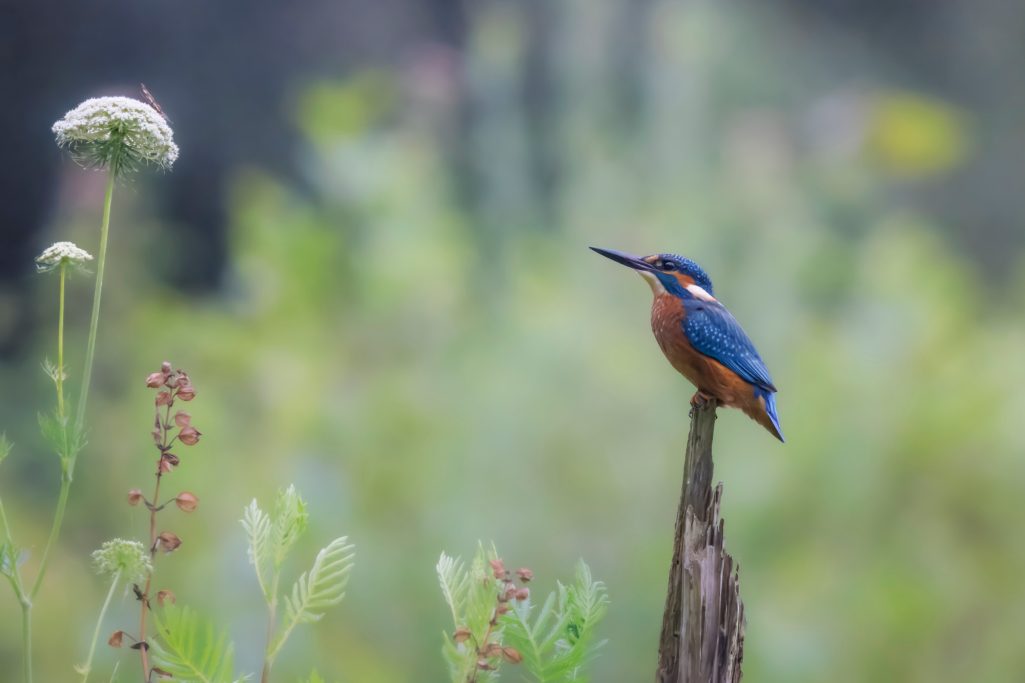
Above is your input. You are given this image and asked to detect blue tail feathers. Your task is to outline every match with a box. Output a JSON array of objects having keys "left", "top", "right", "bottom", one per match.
[{"left": 755, "top": 387, "right": 785, "bottom": 443}]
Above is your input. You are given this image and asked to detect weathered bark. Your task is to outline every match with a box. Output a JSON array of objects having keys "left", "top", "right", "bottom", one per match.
[{"left": 656, "top": 400, "right": 745, "bottom": 683}]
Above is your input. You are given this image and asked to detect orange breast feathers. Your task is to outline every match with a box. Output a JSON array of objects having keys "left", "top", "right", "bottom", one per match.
[{"left": 649, "top": 294, "right": 758, "bottom": 409}]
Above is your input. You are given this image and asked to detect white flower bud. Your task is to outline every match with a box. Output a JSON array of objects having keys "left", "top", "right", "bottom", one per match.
[{"left": 53, "top": 96, "right": 178, "bottom": 175}]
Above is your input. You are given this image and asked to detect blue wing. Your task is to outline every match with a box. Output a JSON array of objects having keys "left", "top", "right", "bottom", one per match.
[{"left": 682, "top": 299, "right": 777, "bottom": 392}]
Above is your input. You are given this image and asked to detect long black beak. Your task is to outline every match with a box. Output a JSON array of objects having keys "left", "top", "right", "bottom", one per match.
[{"left": 589, "top": 246, "right": 655, "bottom": 271}]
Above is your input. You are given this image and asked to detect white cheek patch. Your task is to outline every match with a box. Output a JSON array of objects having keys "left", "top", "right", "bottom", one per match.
[
  {"left": 639, "top": 271, "right": 666, "bottom": 295},
  {"left": 686, "top": 283, "right": 717, "bottom": 302}
]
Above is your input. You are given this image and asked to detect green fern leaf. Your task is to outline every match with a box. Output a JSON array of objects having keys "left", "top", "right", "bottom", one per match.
[
  {"left": 282, "top": 536, "right": 354, "bottom": 625},
  {"left": 241, "top": 499, "right": 272, "bottom": 601},
  {"left": 148, "top": 604, "right": 242, "bottom": 683}
]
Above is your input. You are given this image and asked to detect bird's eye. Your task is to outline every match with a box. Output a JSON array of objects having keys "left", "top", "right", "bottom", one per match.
[{"left": 662, "top": 261, "right": 676, "bottom": 271}]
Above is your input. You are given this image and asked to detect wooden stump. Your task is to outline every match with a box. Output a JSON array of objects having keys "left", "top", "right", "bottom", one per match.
[{"left": 656, "top": 400, "right": 745, "bottom": 683}]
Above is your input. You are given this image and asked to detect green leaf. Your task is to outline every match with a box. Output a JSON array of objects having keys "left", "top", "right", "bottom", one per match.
[
  {"left": 271, "top": 485, "right": 309, "bottom": 569},
  {"left": 241, "top": 499, "right": 272, "bottom": 601},
  {"left": 281, "top": 536, "right": 355, "bottom": 627},
  {"left": 500, "top": 560, "right": 609, "bottom": 683},
  {"left": 37, "top": 410, "right": 83, "bottom": 464},
  {"left": 299, "top": 671, "right": 327, "bottom": 683},
  {"left": 148, "top": 604, "right": 244, "bottom": 683},
  {"left": 438, "top": 544, "right": 504, "bottom": 683}
]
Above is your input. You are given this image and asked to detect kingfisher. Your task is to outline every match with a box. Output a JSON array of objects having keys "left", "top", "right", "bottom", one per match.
[{"left": 591, "top": 247, "right": 784, "bottom": 442}]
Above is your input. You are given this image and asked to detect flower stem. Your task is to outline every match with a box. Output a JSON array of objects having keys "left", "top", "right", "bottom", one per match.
[
  {"left": 22, "top": 603, "right": 32, "bottom": 683},
  {"left": 29, "top": 477, "right": 70, "bottom": 600},
  {"left": 75, "top": 169, "right": 116, "bottom": 441},
  {"left": 57, "top": 264, "right": 66, "bottom": 419},
  {"left": 80, "top": 570, "right": 120, "bottom": 683}
]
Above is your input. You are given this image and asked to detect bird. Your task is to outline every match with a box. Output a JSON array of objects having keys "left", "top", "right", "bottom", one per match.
[{"left": 591, "top": 247, "right": 784, "bottom": 442}]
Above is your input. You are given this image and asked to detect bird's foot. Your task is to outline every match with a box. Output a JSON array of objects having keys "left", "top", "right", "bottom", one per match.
[{"left": 689, "top": 391, "right": 716, "bottom": 417}]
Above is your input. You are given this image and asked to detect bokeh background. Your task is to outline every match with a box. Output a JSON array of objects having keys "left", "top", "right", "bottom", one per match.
[{"left": 3, "top": 1, "right": 1025, "bottom": 681}]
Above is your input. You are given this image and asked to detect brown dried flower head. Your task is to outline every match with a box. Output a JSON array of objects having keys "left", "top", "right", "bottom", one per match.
[
  {"left": 127, "top": 488, "right": 144, "bottom": 506},
  {"left": 453, "top": 627, "right": 472, "bottom": 644},
  {"left": 156, "top": 531, "right": 182, "bottom": 553},
  {"left": 145, "top": 372, "right": 165, "bottom": 388},
  {"left": 177, "top": 426, "right": 201, "bottom": 446},
  {"left": 174, "top": 492, "right": 199, "bottom": 512},
  {"left": 176, "top": 384, "right": 196, "bottom": 401},
  {"left": 516, "top": 567, "right": 534, "bottom": 583},
  {"left": 173, "top": 411, "right": 191, "bottom": 428},
  {"left": 489, "top": 558, "right": 506, "bottom": 580},
  {"left": 502, "top": 647, "right": 523, "bottom": 664},
  {"left": 156, "top": 589, "right": 176, "bottom": 605},
  {"left": 108, "top": 630, "right": 125, "bottom": 648}
]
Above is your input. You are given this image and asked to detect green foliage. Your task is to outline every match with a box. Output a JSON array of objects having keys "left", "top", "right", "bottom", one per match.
[
  {"left": 148, "top": 604, "right": 245, "bottom": 683},
  {"left": 438, "top": 545, "right": 504, "bottom": 682},
  {"left": 281, "top": 536, "right": 355, "bottom": 627},
  {"left": 438, "top": 547, "right": 609, "bottom": 683},
  {"left": 271, "top": 485, "right": 309, "bottom": 569},
  {"left": 240, "top": 499, "right": 272, "bottom": 599},
  {"left": 500, "top": 562, "right": 609, "bottom": 683},
  {"left": 245, "top": 487, "right": 354, "bottom": 675},
  {"left": 37, "top": 410, "right": 83, "bottom": 467},
  {"left": 299, "top": 671, "right": 327, "bottom": 683}
]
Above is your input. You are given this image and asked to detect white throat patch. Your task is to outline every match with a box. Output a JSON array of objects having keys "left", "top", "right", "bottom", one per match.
[{"left": 638, "top": 271, "right": 666, "bottom": 295}]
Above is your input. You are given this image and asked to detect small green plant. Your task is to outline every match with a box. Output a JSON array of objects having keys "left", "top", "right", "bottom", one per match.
[
  {"left": 0, "top": 94, "right": 177, "bottom": 683},
  {"left": 438, "top": 545, "right": 608, "bottom": 683},
  {"left": 242, "top": 486, "right": 356, "bottom": 683}
]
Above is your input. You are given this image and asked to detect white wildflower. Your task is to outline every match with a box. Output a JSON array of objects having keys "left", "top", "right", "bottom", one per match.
[
  {"left": 35, "top": 241, "right": 94, "bottom": 273},
  {"left": 92, "top": 538, "right": 152, "bottom": 583},
  {"left": 52, "top": 96, "right": 178, "bottom": 174}
]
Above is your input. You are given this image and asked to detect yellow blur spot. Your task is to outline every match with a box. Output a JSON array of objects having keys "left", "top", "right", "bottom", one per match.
[{"left": 867, "top": 90, "right": 971, "bottom": 178}]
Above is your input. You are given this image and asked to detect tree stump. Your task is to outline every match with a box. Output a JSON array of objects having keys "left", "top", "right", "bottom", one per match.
[{"left": 656, "top": 400, "right": 745, "bottom": 683}]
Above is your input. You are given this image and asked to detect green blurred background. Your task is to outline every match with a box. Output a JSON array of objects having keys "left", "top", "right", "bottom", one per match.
[{"left": 3, "top": 1, "right": 1025, "bottom": 681}]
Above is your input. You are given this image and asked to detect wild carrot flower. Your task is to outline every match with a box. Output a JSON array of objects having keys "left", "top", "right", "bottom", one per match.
[
  {"left": 35, "top": 241, "right": 93, "bottom": 273},
  {"left": 92, "top": 539, "right": 151, "bottom": 584},
  {"left": 52, "top": 96, "right": 178, "bottom": 175}
]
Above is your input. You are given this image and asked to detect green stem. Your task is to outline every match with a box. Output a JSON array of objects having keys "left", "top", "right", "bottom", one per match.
[
  {"left": 57, "top": 264, "right": 66, "bottom": 419},
  {"left": 75, "top": 169, "right": 115, "bottom": 439},
  {"left": 260, "top": 573, "right": 281, "bottom": 683},
  {"left": 80, "top": 570, "right": 120, "bottom": 683},
  {"left": 22, "top": 604, "right": 32, "bottom": 683},
  {"left": 1, "top": 497, "right": 31, "bottom": 683},
  {"left": 29, "top": 475, "right": 70, "bottom": 600}
]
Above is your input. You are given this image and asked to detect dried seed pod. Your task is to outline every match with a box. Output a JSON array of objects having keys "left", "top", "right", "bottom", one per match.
[
  {"left": 156, "top": 589, "right": 176, "bottom": 605},
  {"left": 515, "top": 567, "right": 534, "bottom": 583},
  {"left": 173, "top": 411, "right": 191, "bottom": 428},
  {"left": 178, "top": 426, "right": 201, "bottom": 446},
  {"left": 176, "top": 384, "right": 196, "bottom": 401},
  {"left": 514, "top": 587, "right": 530, "bottom": 601},
  {"left": 108, "top": 630, "right": 125, "bottom": 648},
  {"left": 145, "top": 372, "right": 165, "bottom": 388},
  {"left": 453, "top": 627, "right": 472, "bottom": 644},
  {"left": 174, "top": 492, "right": 198, "bottom": 512},
  {"left": 127, "top": 489, "right": 144, "bottom": 506},
  {"left": 155, "top": 391, "right": 172, "bottom": 406},
  {"left": 156, "top": 531, "right": 182, "bottom": 553},
  {"left": 489, "top": 558, "right": 506, "bottom": 580},
  {"left": 502, "top": 647, "right": 523, "bottom": 664}
]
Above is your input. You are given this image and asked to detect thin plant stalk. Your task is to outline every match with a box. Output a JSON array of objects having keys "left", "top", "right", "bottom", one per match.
[
  {"left": 260, "top": 574, "right": 281, "bottom": 683},
  {"left": 80, "top": 570, "right": 120, "bottom": 683},
  {"left": 75, "top": 169, "right": 115, "bottom": 438},
  {"left": 57, "top": 264, "right": 66, "bottom": 418},
  {"left": 139, "top": 397, "right": 173, "bottom": 679}
]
